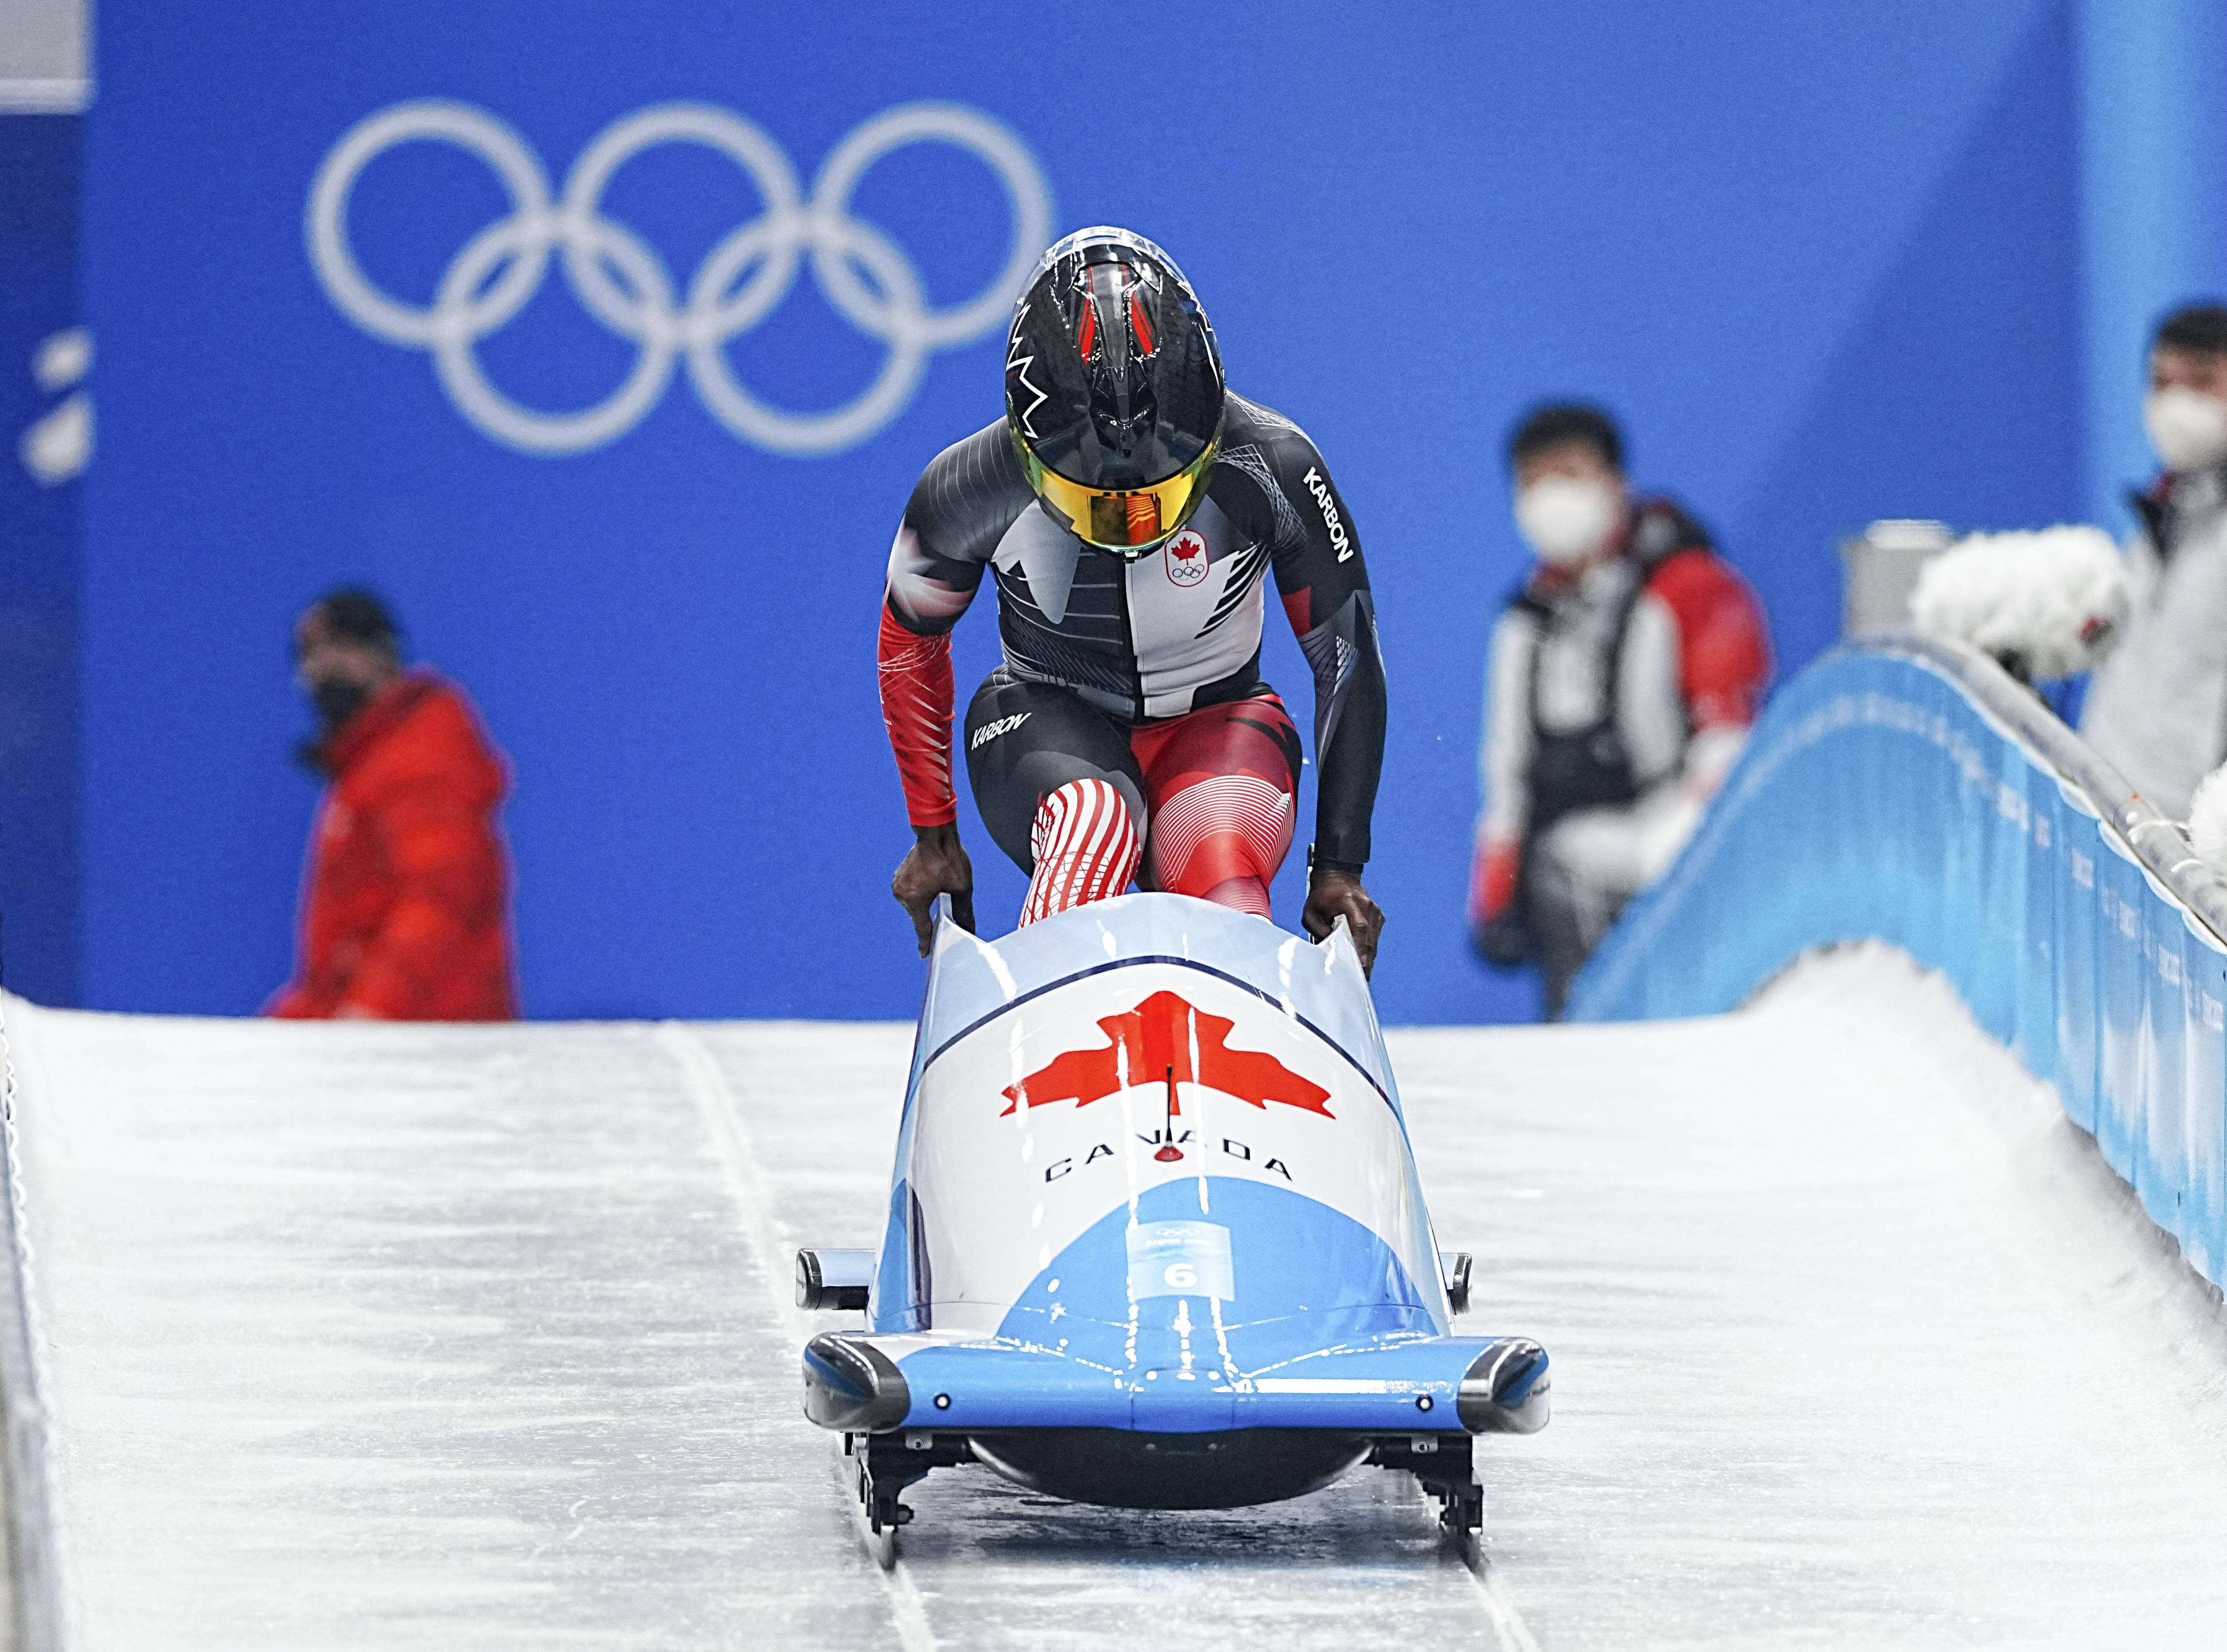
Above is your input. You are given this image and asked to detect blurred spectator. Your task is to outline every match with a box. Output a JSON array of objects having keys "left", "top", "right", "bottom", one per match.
[
  {"left": 2192, "top": 760, "right": 2227, "bottom": 884},
  {"left": 1469, "top": 405, "right": 1770, "bottom": 1018},
  {"left": 2080, "top": 305, "right": 2227, "bottom": 818},
  {"left": 266, "top": 589, "right": 517, "bottom": 1021},
  {"left": 1907, "top": 526, "right": 2127, "bottom": 695}
]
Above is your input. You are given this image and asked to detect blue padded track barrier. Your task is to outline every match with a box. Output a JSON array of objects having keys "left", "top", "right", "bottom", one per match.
[{"left": 1567, "top": 637, "right": 2227, "bottom": 1288}]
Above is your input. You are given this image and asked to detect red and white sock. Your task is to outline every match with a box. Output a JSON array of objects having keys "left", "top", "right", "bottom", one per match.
[{"left": 1020, "top": 779, "right": 1142, "bottom": 926}]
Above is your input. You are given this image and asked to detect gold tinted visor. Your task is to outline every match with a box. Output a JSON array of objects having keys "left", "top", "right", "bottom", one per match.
[{"left": 1021, "top": 439, "right": 1218, "bottom": 554}]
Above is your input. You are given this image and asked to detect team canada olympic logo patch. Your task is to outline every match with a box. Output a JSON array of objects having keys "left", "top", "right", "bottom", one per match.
[{"left": 1164, "top": 529, "right": 1209, "bottom": 586}]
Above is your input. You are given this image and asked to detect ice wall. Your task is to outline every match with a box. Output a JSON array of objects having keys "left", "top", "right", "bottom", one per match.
[{"left": 1570, "top": 637, "right": 2227, "bottom": 1286}]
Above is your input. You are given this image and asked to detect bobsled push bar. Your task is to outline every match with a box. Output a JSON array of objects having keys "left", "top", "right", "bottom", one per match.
[{"left": 795, "top": 892, "right": 1550, "bottom": 1548}]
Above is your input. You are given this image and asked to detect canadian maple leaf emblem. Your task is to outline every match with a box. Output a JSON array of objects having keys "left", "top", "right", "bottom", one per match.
[{"left": 1000, "top": 989, "right": 1333, "bottom": 1119}]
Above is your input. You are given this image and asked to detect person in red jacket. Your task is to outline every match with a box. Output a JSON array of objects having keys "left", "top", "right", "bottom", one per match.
[
  {"left": 1468, "top": 405, "right": 1770, "bottom": 1017},
  {"left": 266, "top": 589, "right": 518, "bottom": 1021}
]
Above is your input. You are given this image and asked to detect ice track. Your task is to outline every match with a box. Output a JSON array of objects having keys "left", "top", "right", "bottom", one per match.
[{"left": 5, "top": 945, "right": 2227, "bottom": 1650}]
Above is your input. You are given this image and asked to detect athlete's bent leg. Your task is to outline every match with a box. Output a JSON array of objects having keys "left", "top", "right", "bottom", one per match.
[
  {"left": 1021, "top": 779, "right": 1142, "bottom": 924},
  {"left": 1133, "top": 693, "right": 1303, "bottom": 917},
  {"left": 963, "top": 672, "right": 1147, "bottom": 926}
]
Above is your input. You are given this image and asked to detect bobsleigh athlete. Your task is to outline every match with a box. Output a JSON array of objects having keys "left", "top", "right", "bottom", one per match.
[{"left": 880, "top": 228, "right": 1387, "bottom": 971}]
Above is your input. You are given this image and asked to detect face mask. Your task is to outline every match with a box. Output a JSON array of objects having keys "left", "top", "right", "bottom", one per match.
[
  {"left": 2144, "top": 385, "right": 2227, "bottom": 473},
  {"left": 309, "top": 677, "right": 374, "bottom": 734},
  {"left": 1514, "top": 477, "right": 1622, "bottom": 567}
]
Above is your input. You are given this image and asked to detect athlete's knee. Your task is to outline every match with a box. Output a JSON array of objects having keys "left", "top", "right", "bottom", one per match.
[
  {"left": 1019, "top": 779, "right": 1144, "bottom": 926},
  {"left": 1198, "top": 875, "right": 1273, "bottom": 918},
  {"left": 1145, "top": 775, "right": 1297, "bottom": 899}
]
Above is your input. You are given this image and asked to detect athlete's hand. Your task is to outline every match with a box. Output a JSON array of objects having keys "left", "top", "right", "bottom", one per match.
[
  {"left": 893, "top": 823, "right": 976, "bottom": 958},
  {"left": 1304, "top": 868, "right": 1384, "bottom": 978}
]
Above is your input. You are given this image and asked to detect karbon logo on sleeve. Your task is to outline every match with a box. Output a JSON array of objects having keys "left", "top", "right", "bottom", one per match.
[
  {"left": 1300, "top": 466, "right": 1351, "bottom": 561},
  {"left": 307, "top": 100, "right": 1054, "bottom": 457}
]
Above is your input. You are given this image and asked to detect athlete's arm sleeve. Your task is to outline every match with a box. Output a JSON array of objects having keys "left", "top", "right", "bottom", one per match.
[
  {"left": 879, "top": 607, "right": 958, "bottom": 827},
  {"left": 1265, "top": 439, "right": 1387, "bottom": 869},
  {"left": 878, "top": 475, "right": 990, "bottom": 828}
]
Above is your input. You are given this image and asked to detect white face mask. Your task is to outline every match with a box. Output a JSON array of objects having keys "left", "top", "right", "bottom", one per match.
[
  {"left": 2144, "top": 384, "right": 2227, "bottom": 473},
  {"left": 1514, "top": 476, "right": 1622, "bottom": 567}
]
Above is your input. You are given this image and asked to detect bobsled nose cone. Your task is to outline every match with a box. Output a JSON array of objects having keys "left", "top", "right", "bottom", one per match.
[
  {"left": 802, "top": 1333, "right": 911, "bottom": 1432},
  {"left": 1457, "top": 1337, "right": 1551, "bottom": 1435}
]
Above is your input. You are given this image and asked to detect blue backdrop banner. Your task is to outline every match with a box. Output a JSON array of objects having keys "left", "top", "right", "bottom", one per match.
[
  {"left": 73, "top": 0, "right": 2091, "bottom": 1021},
  {"left": 1570, "top": 642, "right": 2227, "bottom": 1288},
  {"left": 0, "top": 113, "right": 82, "bottom": 1008}
]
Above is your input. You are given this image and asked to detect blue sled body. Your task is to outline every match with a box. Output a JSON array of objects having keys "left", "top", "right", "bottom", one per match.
[{"left": 799, "top": 894, "right": 1548, "bottom": 1517}]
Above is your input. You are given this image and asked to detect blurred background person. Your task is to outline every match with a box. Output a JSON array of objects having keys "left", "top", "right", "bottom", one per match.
[
  {"left": 266, "top": 589, "right": 517, "bottom": 1020},
  {"left": 1905, "top": 524, "right": 2128, "bottom": 714},
  {"left": 2079, "top": 305, "right": 2227, "bottom": 819},
  {"left": 1468, "top": 405, "right": 1771, "bottom": 1017}
]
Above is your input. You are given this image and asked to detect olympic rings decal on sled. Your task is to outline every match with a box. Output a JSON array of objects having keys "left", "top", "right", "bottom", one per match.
[{"left": 306, "top": 99, "right": 1055, "bottom": 457}]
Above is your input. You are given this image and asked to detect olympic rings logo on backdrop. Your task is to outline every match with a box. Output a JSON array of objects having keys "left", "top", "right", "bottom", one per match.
[{"left": 306, "top": 100, "right": 1054, "bottom": 457}]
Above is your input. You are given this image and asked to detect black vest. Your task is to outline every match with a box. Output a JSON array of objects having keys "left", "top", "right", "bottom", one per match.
[
  {"left": 1517, "top": 560, "right": 1651, "bottom": 834},
  {"left": 1513, "top": 501, "right": 1710, "bottom": 834}
]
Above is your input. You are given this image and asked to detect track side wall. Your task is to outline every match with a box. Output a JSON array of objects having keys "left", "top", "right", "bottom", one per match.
[{"left": 1569, "top": 640, "right": 2227, "bottom": 1287}]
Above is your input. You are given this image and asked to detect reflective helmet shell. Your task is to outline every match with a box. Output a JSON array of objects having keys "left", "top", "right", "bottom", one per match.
[{"left": 1005, "top": 227, "right": 1224, "bottom": 554}]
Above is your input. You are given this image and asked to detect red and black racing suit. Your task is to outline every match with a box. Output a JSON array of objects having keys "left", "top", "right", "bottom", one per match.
[{"left": 878, "top": 392, "right": 1386, "bottom": 922}]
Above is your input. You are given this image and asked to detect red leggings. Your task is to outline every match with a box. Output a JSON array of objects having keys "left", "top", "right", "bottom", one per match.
[
  {"left": 1129, "top": 696, "right": 1301, "bottom": 909},
  {"left": 963, "top": 672, "right": 1303, "bottom": 921}
]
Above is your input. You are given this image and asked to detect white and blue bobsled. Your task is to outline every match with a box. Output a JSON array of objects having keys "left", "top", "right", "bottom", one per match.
[{"left": 796, "top": 894, "right": 1548, "bottom": 1551}]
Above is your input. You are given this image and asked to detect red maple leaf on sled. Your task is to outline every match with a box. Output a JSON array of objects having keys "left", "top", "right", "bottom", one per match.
[{"left": 1000, "top": 990, "right": 1333, "bottom": 1119}]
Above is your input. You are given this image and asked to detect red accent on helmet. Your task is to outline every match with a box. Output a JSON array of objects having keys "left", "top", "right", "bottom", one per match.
[
  {"left": 1128, "top": 286, "right": 1154, "bottom": 355},
  {"left": 1076, "top": 298, "right": 1097, "bottom": 362}
]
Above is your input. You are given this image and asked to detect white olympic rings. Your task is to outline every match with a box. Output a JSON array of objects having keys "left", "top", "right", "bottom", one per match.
[{"left": 306, "top": 99, "right": 1054, "bottom": 456}]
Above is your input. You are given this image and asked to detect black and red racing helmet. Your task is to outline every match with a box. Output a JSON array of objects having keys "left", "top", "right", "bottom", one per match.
[{"left": 1004, "top": 227, "right": 1224, "bottom": 556}]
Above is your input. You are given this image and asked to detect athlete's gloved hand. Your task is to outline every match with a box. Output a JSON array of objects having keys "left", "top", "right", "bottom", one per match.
[
  {"left": 893, "top": 823, "right": 976, "bottom": 958},
  {"left": 1304, "top": 866, "right": 1384, "bottom": 978}
]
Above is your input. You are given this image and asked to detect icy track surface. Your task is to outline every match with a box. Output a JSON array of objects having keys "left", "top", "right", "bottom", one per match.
[{"left": 6, "top": 946, "right": 2227, "bottom": 1651}]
